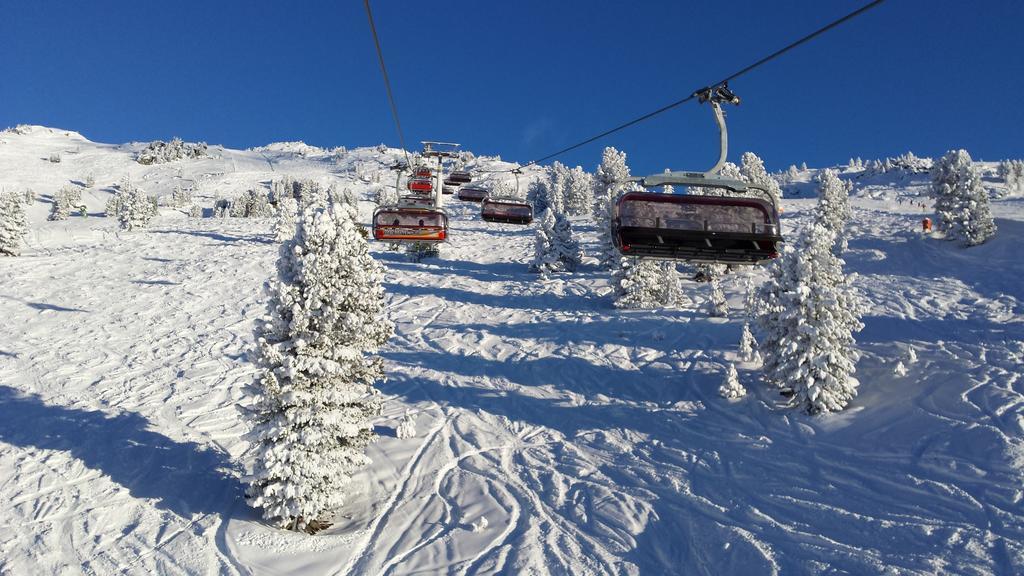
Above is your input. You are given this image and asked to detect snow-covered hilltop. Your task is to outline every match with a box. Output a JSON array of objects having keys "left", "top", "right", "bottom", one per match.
[{"left": 1, "top": 126, "right": 1023, "bottom": 574}]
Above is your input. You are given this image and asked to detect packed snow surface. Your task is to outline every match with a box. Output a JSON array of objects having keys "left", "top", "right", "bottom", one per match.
[{"left": 1, "top": 126, "right": 1023, "bottom": 574}]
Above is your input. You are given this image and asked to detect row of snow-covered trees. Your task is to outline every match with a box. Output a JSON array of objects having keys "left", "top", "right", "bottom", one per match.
[
  {"left": 847, "top": 151, "right": 933, "bottom": 176},
  {"left": 136, "top": 137, "right": 210, "bottom": 165}
]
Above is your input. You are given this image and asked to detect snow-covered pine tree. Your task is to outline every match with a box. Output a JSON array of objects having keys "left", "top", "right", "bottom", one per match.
[
  {"left": 526, "top": 178, "right": 550, "bottom": 214},
  {"left": 529, "top": 210, "right": 582, "bottom": 274},
  {"left": 545, "top": 162, "right": 569, "bottom": 216},
  {"left": 328, "top": 185, "right": 357, "bottom": 207},
  {"left": 893, "top": 361, "right": 908, "bottom": 377},
  {"left": 719, "top": 364, "right": 746, "bottom": 399},
  {"left": 374, "top": 182, "right": 399, "bottom": 207},
  {"left": 395, "top": 411, "right": 416, "bottom": 439},
  {"left": 275, "top": 196, "right": 298, "bottom": 242},
  {"left": 405, "top": 241, "right": 439, "bottom": 262},
  {"left": 614, "top": 257, "right": 666, "bottom": 309},
  {"left": 905, "top": 346, "right": 918, "bottom": 364},
  {"left": 105, "top": 194, "right": 120, "bottom": 217},
  {"left": 298, "top": 180, "right": 330, "bottom": 211},
  {"left": 48, "top": 186, "right": 73, "bottom": 219},
  {"left": 0, "top": 191, "right": 27, "bottom": 256},
  {"left": 171, "top": 185, "right": 193, "bottom": 208},
  {"left": 246, "top": 201, "right": 393, "bottom": 533},
  {"left": 755, "top": 223, "right": 864, "bottom": 414},
  {"left": 564, "top": 166, "right": 594, "bottom": 216},
  {"left": 738, "top": 322, "right": 761, "bottom": 363},
  {"left": 593, "top": 147, "right": 632, "bottom": 270},
  {"left": 706, "top": 270, "right": 728, "bottom": 317},
  {"left": 188, "top": 204, "right": 202, "bottom": 218},
  {"left": 657, "top": 261, "right": 680, "bottom": 307},
  {"left": 814, "top": 168, "right": 853, "bottom": 255},
  {"left": 24, "top": 189, "right": 35, "bottom": 204},
  {"left": 740, "top": 152, "right": 783, "bottom": 206},
  {"left": 116, "top": 179, "right": 155, "bottom": 231},
  {"left": 930, "top": 149, "right": 997, "bottom": 246}
]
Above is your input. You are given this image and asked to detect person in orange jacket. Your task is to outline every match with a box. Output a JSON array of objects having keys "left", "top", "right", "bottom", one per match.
[{"left": 922, "top": 217, "right": 932, "bottom": 233}]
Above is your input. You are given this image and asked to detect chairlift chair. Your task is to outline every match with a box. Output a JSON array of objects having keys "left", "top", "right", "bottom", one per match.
[
  {"left": 481, "top": 197, "right": 534, "bottom": 225},
  {"left": 457, "top": 186, "right": 488, "bottom": 202},
  {"left": 372, "top": 206, "right": 448, "bottom": 243},
  {"left": 612, "top": 85, "right": 783, "bottom": 264},
  {"left": 448, "top": 170, "right": 472, "bottom": 184},
  {"left": 413, "top": 167, "right": 432, "bottom": 179},
  {"left": 408, "top": 178, "right": 433, "bottom": 193},
  {"left": 442, "top": 185, "right": 456, "bottom": 195}
]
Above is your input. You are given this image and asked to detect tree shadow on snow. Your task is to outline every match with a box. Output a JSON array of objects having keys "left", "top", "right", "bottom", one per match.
[
  {"left": 149, "top": 229, "right": 274, "bottom": 245},
  {"left": 384, "top": 281, "right": 600, "bottom": 314},
  {"left": 0, "top": 386, "right": 244, "bottom": 519},
  {"left": 132, "top": 279, "right": 181, "bottom": 286},
  {"left": 27, "top": 301, "right": 89, "bottom": 313}
]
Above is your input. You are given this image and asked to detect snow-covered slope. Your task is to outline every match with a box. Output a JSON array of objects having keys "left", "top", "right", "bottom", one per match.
[{"left": 1, "top": 127, "right": 1022, "bottom": 574}]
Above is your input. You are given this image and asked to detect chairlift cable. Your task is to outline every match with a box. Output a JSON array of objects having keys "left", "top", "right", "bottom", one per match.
[
  {"left": 480, "top": 0, "right": 885, "bottom": 173},
  {"left": 363, "top": 0, "right": 412, "bottom": 168}
]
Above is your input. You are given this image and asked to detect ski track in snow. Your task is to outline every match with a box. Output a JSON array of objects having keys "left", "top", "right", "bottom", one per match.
[{"left": 0, "top": 128, "right": 1022, "bottom": 574}]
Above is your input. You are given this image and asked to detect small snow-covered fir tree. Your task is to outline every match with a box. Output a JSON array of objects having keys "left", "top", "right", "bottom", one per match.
[
  {"left": 706, "top": 271, "right": 728, "bottom": 317},
  {"left": 105, "top": 194, "right": 120, "bottom": 217},
  {"left": 905, "top": 346, "right": 918, "bottom": 364},
  {"left": 1, "top": 191, "right": 28, "bottom": 256},
  {"left": 396, "top": 411, "right": 417, "bottom": 439},
  {"left": 719, "top": 364, "right": 746, "bottom": 399},
  {"left": 738, "top": 322, "right": 761, "bottom": 363},
  {"left": 593, "top": 147, "right": 632, "bottom": 270},
  {"left": 754, "top": 223, "right": 864, "bottom": 414},
  {"left": 48, "top": 186, "right": 75, "bottom": 221},
  {"left": 740, "top": 152, "right": 783, "bottom": 206},
  {"left": 657, "top": 261, "right": 680, "bottom": 307},
  {"left": 406, "top": 241, "right": 440, "bottom": 262},
  {"left": 274, "top": 196, "right": 298, "bottom": 242},
  {"left": 188, "top": 204, "right": 202, "bottom": 218},
  {"left": 893, "top": 361, "right": 908, "bottom": 377},
  {"left": 814, "top": 168, "right": 853, "bottom": 255},
  {"left": 930, "top": 149, "right": 997, "bottom": 247},
  {"left": 614, "top": 258, "right": 666, "bottom": 309},
  {"left": 171, "top": 185, "right": 193, "bottom": 208},
  {"left": 24, "top": 189, "right": 35, "bottom": 204},
  {"left": 374, "top": 183, "right": 399, "bottom": 207},
  {"left": 529, "top": 210, "right": 582, "bottom": 274},
  {"left": 116, "top": 179, "right": 155, "bottom": 231},
  {"left": 246, "top": 201, "right": 393, "bottom": 533}
]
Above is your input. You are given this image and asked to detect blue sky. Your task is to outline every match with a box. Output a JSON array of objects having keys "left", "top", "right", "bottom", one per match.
[{"left": 1, "top": 1, "right": 1021, "bottom": 174}]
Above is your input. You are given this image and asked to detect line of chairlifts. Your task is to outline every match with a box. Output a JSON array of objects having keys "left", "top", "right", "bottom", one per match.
[
  {"left": 372, "top": 168, "right": 783, "bottom": 265},
  {"left": 372, "top": 168, "right": 536, "bottom": 244}
]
